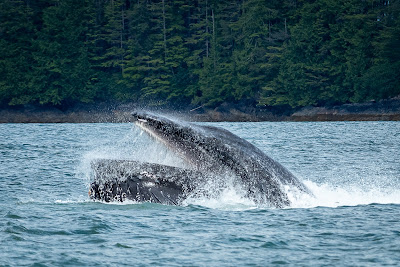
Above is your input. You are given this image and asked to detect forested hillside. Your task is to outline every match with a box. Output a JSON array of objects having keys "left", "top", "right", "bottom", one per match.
[{"left": 1, "top": 0, "right": 399, "bottom": 109}]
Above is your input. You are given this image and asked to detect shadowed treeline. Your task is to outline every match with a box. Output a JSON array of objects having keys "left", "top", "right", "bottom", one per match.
[{"left": 1, "top": 0, "right": 399, "bottom": 110}]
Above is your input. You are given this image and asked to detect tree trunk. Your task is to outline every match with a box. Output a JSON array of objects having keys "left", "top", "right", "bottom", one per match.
[
  {"left": 205, "top": 0, "right": 209, "bottom": 58},
  {"left": 121, "top": 4, "right": 124, "bottom": 72},
  {"left": 162, "top": 0, "right": 167, "bottom": 64},
  {"left": 284, "top": 17, "right": 288, "bottom": 38},
  {"left": 212, "top": 8, "right": 216, "bottom": 69}
]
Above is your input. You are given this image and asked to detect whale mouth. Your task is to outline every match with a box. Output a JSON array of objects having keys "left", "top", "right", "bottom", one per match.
[
  {"left": 132, "top": 111, "right": 160, "bottom": 125},
  {"left": 89, "top": 111, "right": 312, "bottom": 207},
  {"left": 134, "top": 118, "right": 161, "bottom": 142},
  {"left": 131, "top": 110, "right": 202, "bottom": 167},
  {"left": 132, "top": 112, "right": 185, "bottom": 162},
  {"left": 132, "top": 111, "right": 168, "bottom": 139}
]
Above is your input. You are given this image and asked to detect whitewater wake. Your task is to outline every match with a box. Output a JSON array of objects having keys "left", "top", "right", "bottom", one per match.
[
  {"left": 175, "top": 180, "right": 400, "bottom": 211},
  {"left": 287, "top": 180, "right": 400, "bottom": 209}
]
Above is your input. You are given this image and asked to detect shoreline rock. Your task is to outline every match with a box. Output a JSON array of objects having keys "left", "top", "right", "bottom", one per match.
[
  {"left": 291, "top": 98, "right": 400, "bottom": 121},
  {"left": 1, "top": 98, "right": 399, "bottom": 123}
]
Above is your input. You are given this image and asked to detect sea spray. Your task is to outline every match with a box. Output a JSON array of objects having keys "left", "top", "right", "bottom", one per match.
[{"left": 288, "top": 180, "right": 400, "bottom": 209}]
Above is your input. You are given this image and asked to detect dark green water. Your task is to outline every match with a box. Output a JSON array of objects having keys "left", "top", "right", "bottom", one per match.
[{"left": 1, "top": 122, "right": 399, "bottom": 266}]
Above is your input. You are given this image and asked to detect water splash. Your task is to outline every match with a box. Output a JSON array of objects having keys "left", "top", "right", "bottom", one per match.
[
  {"left": 183, "top": 186, "right": 257, "bottom": 211},
  {"left": 288, "top": 180, "right": 400, "bottom": 209},
  {"left": 77, "top": 123, "right": 400, "bottom": 210},
  {"left": 179, "top": 179, "right": 400, "bottom": 210},
  {"left": 77, "top": 126, "right": 188, "bottom": 185}
]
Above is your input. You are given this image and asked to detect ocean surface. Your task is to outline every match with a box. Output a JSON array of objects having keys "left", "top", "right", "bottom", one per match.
[{"left": 1, "top": 121, "right": 399, "bottom": 266}]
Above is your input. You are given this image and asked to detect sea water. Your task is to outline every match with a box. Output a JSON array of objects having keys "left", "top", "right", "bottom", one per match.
[{"left": 0, "top": 122, "right": 399, "bottom": 266}]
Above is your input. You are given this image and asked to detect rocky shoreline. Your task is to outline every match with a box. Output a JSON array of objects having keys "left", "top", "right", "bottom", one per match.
[
  {"left": 1, "top": 98, "right": 399, "bottom": 123},
  {"left": 290, "top": 98, "right": 400, "bottom": 122}
]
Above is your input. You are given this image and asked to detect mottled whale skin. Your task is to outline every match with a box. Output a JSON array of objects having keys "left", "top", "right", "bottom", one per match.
[
  {"left": 89, "top": 159, "right": 208, "bottom": 205},
  {"left": 89, "top": 111, "right": 311, "bottom": 207}
]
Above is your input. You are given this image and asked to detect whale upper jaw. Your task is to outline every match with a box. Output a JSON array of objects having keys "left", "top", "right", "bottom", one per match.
[{"left": 132, "top": 111, "right": 217, "bottom": 170}]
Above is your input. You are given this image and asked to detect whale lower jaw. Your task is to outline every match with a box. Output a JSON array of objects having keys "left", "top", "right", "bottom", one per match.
[
  {"left": 89, "top": 159, "right": 207, "bottom": 205},
  {"left": 89, "top": 159, "right": 291, "bottom": 208}
]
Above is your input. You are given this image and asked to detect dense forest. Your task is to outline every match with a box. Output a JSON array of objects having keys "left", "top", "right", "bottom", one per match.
[{"left": 1, "top": 0, "right": 399, "bottom": 110}]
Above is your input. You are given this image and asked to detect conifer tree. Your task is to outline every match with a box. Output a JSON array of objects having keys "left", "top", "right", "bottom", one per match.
[
  {"left": 358, "top": 0, "right": 400, "bottom": 101},
  {"left": 31, "top": 0, "right": 94, "bottom": 106},
  {"left": 0, "top": 0, "right": 35, "bottom": 106},
  {"left": 121, "top": 0, "right": 151, "bottom": 101},
  {"left": 232, "top": 0, "right": 285, "bottom": 102},
  {"left": 185, "top": 0, "right": 213, "bottom": 104},
  {"left": 0, "top": 0, "right": 398, "bottom": 109}
]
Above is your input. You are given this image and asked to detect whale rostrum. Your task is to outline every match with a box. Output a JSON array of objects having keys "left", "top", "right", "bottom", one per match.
[{"left": 89, "top": 111, "right": 312, "bottom": 207}]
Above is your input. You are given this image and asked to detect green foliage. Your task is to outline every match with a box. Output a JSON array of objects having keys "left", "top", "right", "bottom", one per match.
[
  {"left": 0, "top": 0, "right": 35, "bottom": 106},
  {"left": 32, "top": 0, "right": 94, "bottom": 106},
  {"left": 261, "top": 0, "right": 400, "bottom": 107},
  {"left": 0, "top": 0, "right": 399, "bottom": 109}
]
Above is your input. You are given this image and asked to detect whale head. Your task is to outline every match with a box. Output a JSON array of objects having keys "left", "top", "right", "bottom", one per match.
[
  {"left": 127, "top": 110, "right": 312, "bottom": 207},
  {"left": 132, "top": 110, "right": 221, "bottom": 169}
]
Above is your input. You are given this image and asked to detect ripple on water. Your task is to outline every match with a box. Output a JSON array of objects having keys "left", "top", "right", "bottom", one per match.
[
  {"left": 5, "top": 224, "right": 72, "bottom": 236},
  {"left": 1, "top": 122, "right": 400, "bottom": 266},
  {"left": 260, "top": 240, "right": 289, "bottom": 249},
  {"left": 114, "top": 243, "right": 132, "bottom": 249},
  {"left": 5, "top": 212, "right": 25, "bottom": 220}
]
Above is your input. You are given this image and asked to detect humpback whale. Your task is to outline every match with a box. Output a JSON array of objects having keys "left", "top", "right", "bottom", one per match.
[{"left": 89, "top": 111, "right": 311, "bottom": 207}]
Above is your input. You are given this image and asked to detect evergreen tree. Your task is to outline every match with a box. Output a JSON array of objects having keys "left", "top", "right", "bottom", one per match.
[
  {"left": 100, "top": 0, "right": 127, "bottom": 72},
  {"left": 359, "top": 0, "right": 400, "bottom": 101},
  {"left": 123, "top": 0, "right": 189, "bottom": 106},
  {"left": 121, "top": 0, "right": 151, "bottom": 101},
  {"left": 232, "top": 0, "right": 285, "bottom": 102},
  {"left": 162, "top": 0, "right": 190, "bottom": 104},
  {"left": 0, "top": 0, "right": 35, "bottom": 106},
  {"left": 91, "top": 0, "right": 127, "bottom": 101},
  {"left": 0, "top": 0, "right": 398, "bottom": 109},
  {"left": 137, "top": 0, "right": 173, "bottom": 103},
  {"left": 32, "top": 0, "right": 94, "bottom": 106},
  {"left": 185, "top": 0, "right": 213, "bottom": 105},
  {"left": 259, "top": 0, "right": 394, "bottom": 107},
  {"left": 195, "top": 0, "right": 240, "bottom": 107}
]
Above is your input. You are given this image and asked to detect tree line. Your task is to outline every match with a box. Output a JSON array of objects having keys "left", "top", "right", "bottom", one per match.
[{"left": 1, "top": 0, "right": 399, "bottom": 110}]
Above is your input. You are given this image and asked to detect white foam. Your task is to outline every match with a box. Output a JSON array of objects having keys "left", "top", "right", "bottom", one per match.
[
  {"left": 54, "top": 199, "right": 91, "bottom": 204},
  {"left": 181, "top": 179, "right": 400, "bottom": 210},
  {"left": 94, "top": 199, "right": 141, "bottom": 205},
  {"left": 183, "top": 187, "right": 257, "bottom": 211},
  {"left": 16, "top": 197, "right": 90, "bottom": 205},
  {"left": 287, "top": 180, "right": 400, "bottom": 209}
]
